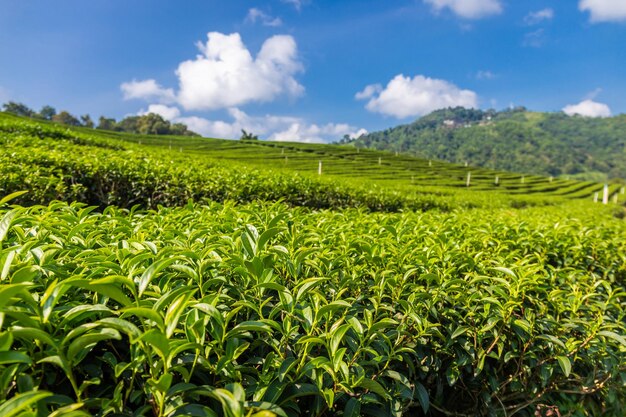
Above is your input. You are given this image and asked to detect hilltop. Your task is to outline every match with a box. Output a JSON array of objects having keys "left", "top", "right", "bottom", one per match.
[{"left": 351, "top": 107, "right": 626, "bottom": 181}]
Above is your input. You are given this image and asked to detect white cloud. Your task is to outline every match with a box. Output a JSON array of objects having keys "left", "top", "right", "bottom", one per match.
[
  {"left": 357, "top": 74, "right": 478, "bottom": 119},
  {"left": 523, "top": 29, "right": 546, "bottom": 47},
  {"left": 579, "top": 0, "right": 626, "bottom": 22},
  {"left": 175, "top": 107, "right": 366, "bottom": 143},
  {"left": 563, "top": 100, "right": 611, "bottom": 117},
  {"left": 524, "top": 8, "right": 554, "bottom": 25},
  {"left": 121, "top": 32, "right": 304, "bottom": 112},
  {"left": 176, "top": 32, "right": 304, "bottom": 110},
  {"left": 584, "top": 88, "right": 603, "bottom": 101},
  {"left": 424, "top": 0, "right": 502, "bottom": 19},
  {"left": 120, "top": 31, "right": 364, "bottom": 143},
  {"left": 354, "top": 84, "right": 382, "bottom": 100},
  {"left": 282, "top": 0, "right": 309, "bottom": 11},
  {"left": 139, "top": 104, "right": 181, "bottom": 121},
  {"left": 121, "top": 79, "right": 176, "bottom": 103},
  {"left": 270, "top": 123, "right": 368, "bottom": 143},
  {"left": 476, "top": 70, "right": 496, "bottom": 80},
  {"left": 246, "top": 8, "right": 283, "bottom": 27}
]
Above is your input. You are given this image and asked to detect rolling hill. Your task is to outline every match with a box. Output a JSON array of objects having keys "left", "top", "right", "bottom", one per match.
[
  {"left": 1, "top": 111, "right": 624, "bottom": 212},
  {"left": 352, "top": 107, "right": 626, "bottom": 181}
]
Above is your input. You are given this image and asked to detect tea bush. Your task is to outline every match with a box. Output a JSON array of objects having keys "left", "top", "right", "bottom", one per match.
[{"left": 0, "top": 200, "right": 624, "bottom": 416}]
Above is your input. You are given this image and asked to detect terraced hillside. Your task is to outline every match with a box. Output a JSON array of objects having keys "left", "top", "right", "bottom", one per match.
[{"left": 27, "top": 113, "right": 622, "bottom": 208}]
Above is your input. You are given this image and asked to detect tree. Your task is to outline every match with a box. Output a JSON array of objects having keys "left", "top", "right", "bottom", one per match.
[
  {"left": 137, "top": 113, "right": 169, "bottom": 135},
  {"left": 170, "top": 123, "right": 188, "bottom": 136},
  {"left": 97, "top": 116, "right": 118, "bottom": 131},
  {"left": 240, "top": 129, "right": 259, "bottom": 140},
  {"left": 52, "top": 111, "right": 81, "bottom": 126},
  {"left": 80, "top": 114, "right": 94, "bottom": 128},
  {"left": 117, "top": 116, "right": 140, "bottom": 133},
  {"left": 2, "top": 101, "right": 35, "bottom": 117},
  {"left": 39, "top": 105, "right": 57, "bottom": 120}
]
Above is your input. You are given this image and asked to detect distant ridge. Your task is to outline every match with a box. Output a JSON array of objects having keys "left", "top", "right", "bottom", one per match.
[{"left": 351, "top": 107, "right": 626, "bottom": 181}]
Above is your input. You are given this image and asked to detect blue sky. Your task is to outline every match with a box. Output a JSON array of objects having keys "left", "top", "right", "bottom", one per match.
[{"left": 1, "top": 0, "right": 625, "bottom": 142}]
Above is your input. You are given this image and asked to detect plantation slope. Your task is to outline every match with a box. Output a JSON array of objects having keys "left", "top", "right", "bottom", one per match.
[
  {"left": 0, "top": 199, "right": 624, "bottom": 416},
  {"left": 3, "top": 112, "right": 624, "bottom": 212},
  {"left": 102, "top": 123, "right": 622, "bottom": 203}
]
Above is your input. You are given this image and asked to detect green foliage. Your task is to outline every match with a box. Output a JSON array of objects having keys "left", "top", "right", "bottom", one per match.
[
  {"left": 356, "top": 107, "right": 626, "bottom": 180},
  {"left": 52, "top": 111, "right": 82, "bottom": 127},
  {"left": 39, "top": 105, "right": 57, "bottom": 121},
  {"left": 4, "top": 111, "right": 622, "bottom": 214},
  {"left": 2, "top": 100, "right": 197, "bottom": 137},
  {"left": 2, "top": 101, "right": 36, "bottom": 118},
  {"left": 95, "top": 113, "right": 199, "bottom": 136},
  {"left": 240, "top": 129, "right": 259, "bottom": 141},
  {"left": 0, "top": 114, "right": 469, "bottom": 212},
  {"left": 0, "top": 108, "right": 625, "bottom": 416},
  {"left": 0, "top": 200, "right": 624, "bottom": 416}
]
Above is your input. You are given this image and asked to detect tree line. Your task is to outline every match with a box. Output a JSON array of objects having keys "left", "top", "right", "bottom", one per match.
[{"left": 1, "top": 101, "right": 198, "bottom": 136}]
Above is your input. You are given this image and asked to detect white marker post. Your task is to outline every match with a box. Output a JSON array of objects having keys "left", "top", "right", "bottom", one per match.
[
  {"left": 466, "top": 172, "right": 471, "bottom": 187},
  {"left": 429, "top": 160, "right": 432, "bottom": 167},
  {"left": 602, "top": 184, "right": 609, "bottom": 204},
  {"left": 395, "top": 151, "right": 398, "bottom": 156},
  {"left": 465, "top": 161, "right": 468, "bottom": 167},
  {"left": 594, "top": 192, "right": 598, "bottom": 203},
  {"left": 495, "top": 175, "right": 499, "bottom": 186},
  {"left": 378, "top": 157, "right": 382, "bottom": 165},
  {"left": 285, "top": 156, "right": 288, "bottom": 163},
  {"left": 614, "top": 194, "right": 619, "bottom": 204},
  {"left": 179, "top": 147, "right": 182, "bottom": 153},
  {"left": 521, "top": 176, "right": 525, "bottom": 184},
  {"left": 549, "top": 176, "right": 553, "bottom": 183},
  {"left": 621, "top": 187, "right": 625, "bottom": 195},
  {"left": 318, "top": 160, "right": 322, "bottom": 175}
]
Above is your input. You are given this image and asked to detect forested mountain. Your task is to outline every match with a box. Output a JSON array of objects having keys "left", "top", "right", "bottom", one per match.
[{"left": 351, "top": 107, "right": 626, "bottom": 181}]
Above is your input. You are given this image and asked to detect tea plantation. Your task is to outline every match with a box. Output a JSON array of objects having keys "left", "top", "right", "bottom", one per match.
[{"left": 0, "top": 114, "right": 625, "bottom": 416}]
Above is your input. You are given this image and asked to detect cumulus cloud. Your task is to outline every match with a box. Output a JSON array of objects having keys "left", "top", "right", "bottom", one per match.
[
  {"left": 354, "top": 84, "right": 383, "bottom": 100},
  {"left": 524, "top": 8, "right": 554, "bottom": 25},
  {"left": 357, "top": 74, "right": 478, "bottom": 119},
  {"left": 177, "top": 32, "right": 303, "bottom": 110},
  {"left": 270, "top": 123, "right": 368, "bottom": 143},
  {"left": 424, "top": 0, "right": 502, "bottom": 19},
  {"left": 121, "top": 79, "right": 176, "bottom": 103},
  {"left": 139, "top": 104, "right": 181, "bottom": 121},
  {"left": 175, "top": 107, "right": 366, "bottom": 143},
  {"left": 122, "top": 32, "right": 304, "bottom": 112},
  {"left": 579, "top": 0, "right": 626, "bottom": 22},
  {"left": 246, "top": 8, "right": 283, "bottom": 27},
  {"left": 563, "top": 100, "right": 611, "bottom": 117}
]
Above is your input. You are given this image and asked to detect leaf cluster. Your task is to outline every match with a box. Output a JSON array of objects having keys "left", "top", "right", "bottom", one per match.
[{"left": 0, "top": 200, "right": 624, "bottom": 416}]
